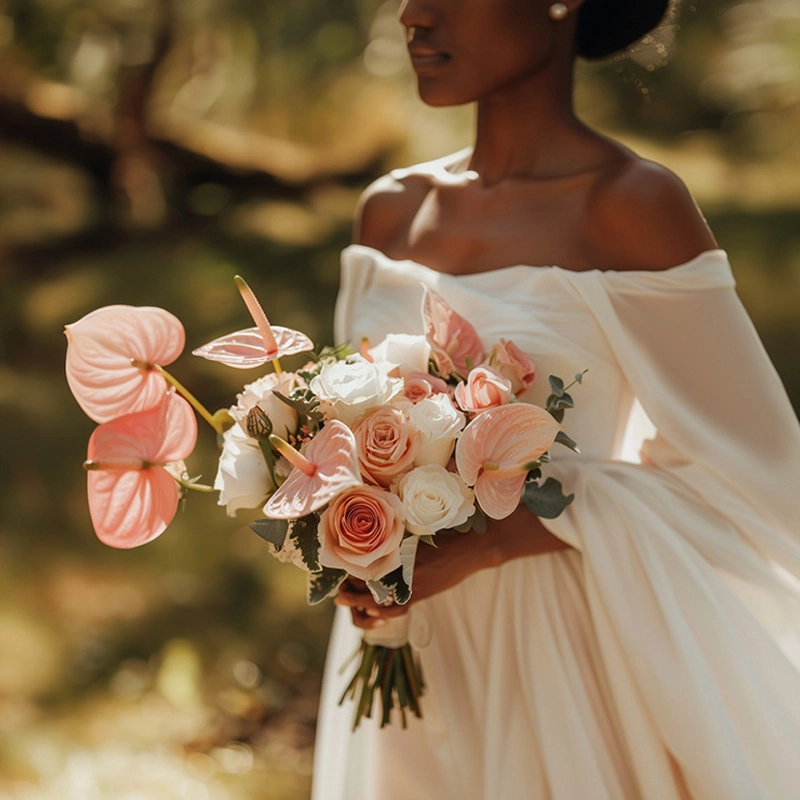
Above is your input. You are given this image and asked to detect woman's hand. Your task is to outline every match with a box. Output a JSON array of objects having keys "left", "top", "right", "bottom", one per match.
[{"left": 335, "top": 505, "right": 571, "bottom": 630}]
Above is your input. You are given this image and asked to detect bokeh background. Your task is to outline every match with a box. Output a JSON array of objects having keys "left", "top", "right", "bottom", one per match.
[{"left": 0, "top": 0, "right": 798, "bottom": 797}]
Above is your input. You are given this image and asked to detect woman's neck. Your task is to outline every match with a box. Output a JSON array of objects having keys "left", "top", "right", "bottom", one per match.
[{"left": 466, "top": 62, "right": 595, "bottom": 188}]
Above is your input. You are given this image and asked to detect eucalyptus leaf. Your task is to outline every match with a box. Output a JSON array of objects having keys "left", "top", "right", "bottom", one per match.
[
  {"left": 548, "top": 374, "right": 565, "bottom": 397},
  {"left": 417, "top": 534, "right": 437, "bottom": 546},
  {"left": 289, "top": 513, "right": 321, "bottom": 571},
  {"left": 308, "top": 567, "right": 347, "bottom": 605},
  {"left": 555, "top": 430, "right": 580, "bottom": 453},
  {"left": 250, "top": 518, "right": 289, "bottom": 551},
  {"left": 550, "top": 393, "right": 574, "bottom": 410},
  {"left": 521, "top": 478, "right": 575, "bottom": 519}
]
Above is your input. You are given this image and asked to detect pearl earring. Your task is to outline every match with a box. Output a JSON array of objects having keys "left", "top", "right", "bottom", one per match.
[{"left": 548, "top": 2, "right": 568, "bottom": 20}]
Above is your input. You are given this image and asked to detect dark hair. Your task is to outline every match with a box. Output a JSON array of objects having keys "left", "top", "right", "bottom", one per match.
[{"left": 576, "top": 0, "right": 671, "bottom": 59}]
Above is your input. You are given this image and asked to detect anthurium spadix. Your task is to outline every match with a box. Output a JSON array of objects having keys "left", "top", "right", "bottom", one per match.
[
  {"left": 65, "top": 305, "right": 185, "bottom": 423},
  {"left": 455, "top": 403, "right": 560, "bottom": 520},
  {"left": 84, "top": 393, "right": 197, "bottom": 548},
  {"left": 263, "top": 420, "right": 362, "bottom": 519},
  {"left": 192, "top": 275, "right": 314, "bottom": 369}
]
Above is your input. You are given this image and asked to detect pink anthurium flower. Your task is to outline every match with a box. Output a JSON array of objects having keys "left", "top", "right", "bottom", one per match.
[
  {"left": 263, "top": 420, "right": 362, "bottom": 519},
  {"left": 192, "top": 276, "right": 314, "bottom": 369},
  {"left": 422, "top": 286, "right": 485, "bottom": 380},
  {"left": 455, "top": 403, "right": 560, "bottom": 520},
  {"left": 65, "top": 305, "right": 185, "bottom": 423},
  {"left": 84, "top": 392, "right": 197, "bottom": 548}
]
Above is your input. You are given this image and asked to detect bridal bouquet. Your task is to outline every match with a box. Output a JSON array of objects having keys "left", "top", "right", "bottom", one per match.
[{"left": 64, "top": 275, "right": 582, "bottom": 729}]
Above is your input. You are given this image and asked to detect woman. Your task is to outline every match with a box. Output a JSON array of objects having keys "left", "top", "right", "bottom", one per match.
[{"left": 313, "top": 0, "right": 800, "bottom": 797}]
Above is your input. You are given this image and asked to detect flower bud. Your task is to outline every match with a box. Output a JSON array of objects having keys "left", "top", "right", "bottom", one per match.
[{"left": 246, "top": 405, "right": 273, "bottom": 440}]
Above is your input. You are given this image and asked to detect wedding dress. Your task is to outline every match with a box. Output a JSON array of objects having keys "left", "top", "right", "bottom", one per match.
[{"left": 311, "top": 241, "right": 800, "bottom": 800}]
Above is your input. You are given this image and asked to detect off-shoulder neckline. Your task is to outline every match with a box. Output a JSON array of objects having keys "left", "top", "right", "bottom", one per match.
[{"left": 343, "top": 243, "right": 731, "bottom": 282}]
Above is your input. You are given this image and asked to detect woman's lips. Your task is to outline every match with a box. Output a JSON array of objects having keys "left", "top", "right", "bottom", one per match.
[{"left": 408, "top": 48, "right": 450, "bottom": 72}]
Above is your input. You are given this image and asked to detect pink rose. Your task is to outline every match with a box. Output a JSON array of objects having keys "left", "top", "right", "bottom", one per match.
[
  {"left": 318, "top": 485, "right": 405, "bottom": 581},
  {"left": 488, "top": 339, "right": 537, "bottom": 398},
  {"left": 402, "top": 371, "right": 451, "bottom": 404},
  {"left": 454, "top": 366, "right": 513, "bottom": 416},
  {"left": 353, "top": 405, "right": 420, "bottom": 487}
]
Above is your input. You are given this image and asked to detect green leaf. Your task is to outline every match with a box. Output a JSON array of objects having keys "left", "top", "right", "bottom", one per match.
[
  {"left": 250, "top": 518, "right": 290, "bottom": 551},
  {"left": 521, "top": 478, "right": 575, "bottom": 519},
  {"left": 376, "top": 566, "right": 411, "bottom": 605},
  {"left": 273, "top": 391, "right": 324, "bottom": 428},
  {"left": 548, "top": 374, "right": 565, "bottom": 397},
  {"left": 417, "top": 534, "right": 437, "bottom": 546},
  {"left": 307, "top": 567, "right": 347, "bottom": 605},
  {"left": 550, "top": 392, "right": 574, "bottom": 410},
  {"left": 555, "top": 430, "right": 580, "bottom": 453},
  {"left": 289, "top": 513, "right": 321, "bottom": 571},
  {"left": 574, "top": 371, "right": 586, "bottom": 384},
  {"left": 526, "top": 466, "right": 543, "bottom": 481}
]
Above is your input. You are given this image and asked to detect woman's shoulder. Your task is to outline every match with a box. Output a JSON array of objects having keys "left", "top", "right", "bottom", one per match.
[
  {"left": 584, "top": 150, "right": 719, "bottom": 272},
  {"left": 352, "top": 150, "right": 469, "bottom": 250}
]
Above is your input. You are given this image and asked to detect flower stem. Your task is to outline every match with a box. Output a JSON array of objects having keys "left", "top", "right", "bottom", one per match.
[
  {"left": 155, "top": 365, "right": 223, "bottom": 434},
  {"left": 172, "top": 473, "right": 214, "bottom": 493}
]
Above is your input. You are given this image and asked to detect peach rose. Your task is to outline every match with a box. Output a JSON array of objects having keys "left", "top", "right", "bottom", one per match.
[
  {"left": 318, "top": 485, "right": 405, "bottom": 581},
  {"left": 402, "top": 371, "right": 451, "bottom": 404},
  {"left": 454, "top": 366, "right": 513, "bottom": 416},
  {"left": 353, "top": 405, "right": 420, "bottom": 487},
  {"left": 488, "top": 339, "right": 537, "bottom": 398}
]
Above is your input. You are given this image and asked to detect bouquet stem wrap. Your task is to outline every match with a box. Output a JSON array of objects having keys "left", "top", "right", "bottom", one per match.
[{"left": 339, "top": 615, "right": 425, "bottom": 730}]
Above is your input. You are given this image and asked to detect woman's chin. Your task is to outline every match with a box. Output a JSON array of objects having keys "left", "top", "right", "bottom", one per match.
[{"left": 415, "top": 82, "right": 472, "bottom": 108}]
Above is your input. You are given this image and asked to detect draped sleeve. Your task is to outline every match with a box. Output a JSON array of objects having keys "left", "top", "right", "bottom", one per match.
[{"left": 539, "top": 252, "right": 800, "bottom": 798}]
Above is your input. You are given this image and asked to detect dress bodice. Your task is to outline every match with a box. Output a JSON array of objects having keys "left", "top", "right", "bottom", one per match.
[{"left": 337, "top": 244, "right": 653, "bottom": 461}]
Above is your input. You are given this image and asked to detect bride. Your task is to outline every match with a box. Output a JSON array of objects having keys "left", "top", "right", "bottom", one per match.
[{"left": 312, "top": 0, "right": 800, "bottom": 797}]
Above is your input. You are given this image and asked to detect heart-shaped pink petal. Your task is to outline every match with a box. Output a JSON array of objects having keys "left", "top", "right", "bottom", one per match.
[
  {"left": 85, "top": 393, "right": 197, "bottom": 548},
  {"left": 65, "top": 305, "right": 185, "bottom": 423},
  {"left": 456, "top": 403, "right": 560, "bottom": 519},
  {"left": 87, "top": 467, "right": 180, "bottom": 548},
  {"left": 192, "top": 326, "right": 314, "bottom": 369},
  {"left": 87, "top": 392, "right": 197, "bottom": 466},
  {"left": 263, "top": 420, "right": 362, "bottom": 519},
  {"left": 422, "top": 287, "right": 485, "bottom": 379}
]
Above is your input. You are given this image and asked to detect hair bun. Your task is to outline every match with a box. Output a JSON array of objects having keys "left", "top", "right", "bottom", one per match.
[{"left": 577, "top": 0, "right": 671, "bottom": 60}]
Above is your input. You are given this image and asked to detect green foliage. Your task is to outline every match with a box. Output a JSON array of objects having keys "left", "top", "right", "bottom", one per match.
[
  {"left": 521, "top": 477, "right": 575, "bottom": 519},
  {"left": 308, "top": 566, "right": 347, "bottom": 604},
  {"left": 250, "top": 517, "right": 290, "bottom": 550},
  {"left": 375, "top": 566, "right": 411, "bottom": 605},
  {"left": 289, "top": 513, "right": 322, "bottom": 572}
]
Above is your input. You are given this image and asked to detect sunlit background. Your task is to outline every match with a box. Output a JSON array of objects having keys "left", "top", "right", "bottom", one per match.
[{"left": 0, "top": 0, "right": 798, "bottom": 797}]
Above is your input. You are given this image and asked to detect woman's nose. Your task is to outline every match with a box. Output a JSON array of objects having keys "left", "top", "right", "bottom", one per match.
[{"left": 398, "top": 0, "right": 438, "bottom": 31}]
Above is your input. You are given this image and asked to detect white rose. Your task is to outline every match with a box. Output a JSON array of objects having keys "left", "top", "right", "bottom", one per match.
[
  {"left": 396, "top": 465, "right": 475, "bottom": 537},
  {"left": 368, "top": 334, "right": 431, "bottom": 377},
  {"left": 215, "top": 424, "right": 274, "bottom": 516},
  {"left": 310, "top": 355, "right": 401, "bottom": 427},
  {"left": 232, "top": 371, "right": 300, "bottom": 440},
  {"left": 408, "top": 393, "right": 466, "bottom": 467}
]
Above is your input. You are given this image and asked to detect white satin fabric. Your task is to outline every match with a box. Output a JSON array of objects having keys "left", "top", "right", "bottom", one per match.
[{"left": 311, "top": 244, "right": 800, "bottom": 800}]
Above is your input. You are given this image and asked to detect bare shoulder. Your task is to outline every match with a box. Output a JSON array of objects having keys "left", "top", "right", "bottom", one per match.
[
  {"left": 352, "top": 173, "right": 421, "bottom": 251},
  {"left": 586, "top": 155, "right": 718, "bottom": 272},
  {"left": 353, "top": 150, "right": 469, "bottom": 251}
]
